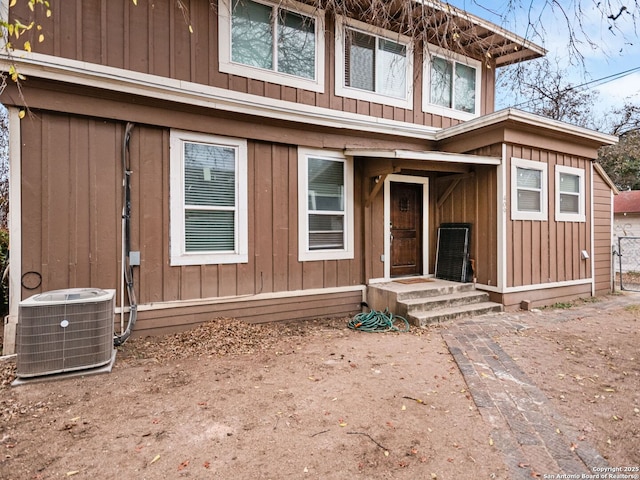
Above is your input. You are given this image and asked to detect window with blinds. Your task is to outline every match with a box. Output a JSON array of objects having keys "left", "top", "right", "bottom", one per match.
[
  {"left": 170, "top": 131, "right": 248, "bottom": 266},
  {"left": 298, "top": 148, "right": 354, "bottom": 261},
  {"left": 516, "top": 167, "right": 542, "bottom": 213},
  {"left": 344, "top": 27, "right": 407, "bottom": 99},
  {"left": 184, "top": 142, "right": 237, "bottom": 253},
  {"left": 558, "top": 173, "right": 580, "bottom": 213},
  {"left": 335, "top": 17, "right": 412, "bottom": 109},
  {"left": 308, "top": 157, "right": 345, "bottom": 250},
  {"left": 555, "top": 165, "right": 585, "bottom": 222},
  {"left": 511, "top": 157, "right": 548, "bottom": 221}
]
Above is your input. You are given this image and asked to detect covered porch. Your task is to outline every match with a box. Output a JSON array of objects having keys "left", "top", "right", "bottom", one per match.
[{"left": 349, "top": 148, "right": 502, "bottom": 287}]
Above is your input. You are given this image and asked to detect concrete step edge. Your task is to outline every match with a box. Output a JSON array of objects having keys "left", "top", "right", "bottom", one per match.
[{"left": 408, "top": 302, "right": 503, "bottom": 326}]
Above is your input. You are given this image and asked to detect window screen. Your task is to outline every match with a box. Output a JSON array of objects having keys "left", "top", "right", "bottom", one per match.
[
  {"left": 346, "top": 30, "right": 375, "bottom": 91},
  {"left": 431, "top": 56, "right": 453, "bottom": 108},
  {"left": 454, "top": 63, "right": 476, "bottom": 113},
  {"left": 307, "top": 157, "right": 345, "bottom": 250},
  {"left": 516, "top": 167, "right": 542, "bottom": 212},
  {"left": 430, "top": 55, "right": 477, "bottom": 114},
  {"left": 559, "top": 172, "right": 580, "bottom": 214},
  {"left": 183, "top": 142, "right": 237, "bottom": 252},
  {"left": 345, "top": 28, "right": 407, "bottom": 98},
  {"left": 378, "top": 39, "right": 407, "bottom": 98}
]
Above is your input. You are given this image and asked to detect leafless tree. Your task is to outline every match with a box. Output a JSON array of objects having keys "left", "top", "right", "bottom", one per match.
[{"left": 497, "top": 56, "right": 604, "bottom": 129}]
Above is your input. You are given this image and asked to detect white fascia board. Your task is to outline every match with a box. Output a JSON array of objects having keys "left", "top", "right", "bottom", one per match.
[
  {"left": 0, "top": 51, "right": 439, "bottom": 141},
  {"left": 344, "top": 148, "right": 500, "bottom": 165},
  {"left": 594, "top": 162, "right": 619, "bottom": 194},
  {"left": 436, "top": 108, "right": 619, "bottom": 146},
  {"left": 415, "top": 0, "right": 547, "bottom": 58}
]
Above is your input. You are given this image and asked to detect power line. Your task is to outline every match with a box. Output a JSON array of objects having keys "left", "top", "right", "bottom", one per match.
[{"left": 507, "top": 65, "right": 640, "bottom": 108}]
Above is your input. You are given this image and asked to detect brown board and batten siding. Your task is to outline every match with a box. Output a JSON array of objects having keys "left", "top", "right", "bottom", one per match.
[
  {"left": 20, "top": 113, "right": 122, "bottom": 294},
  {"left": 18, "top": 108, "right": 378, "bottom": 334},
  {"left": 503, "top": 144, "right": 594, "bottom": 307},
  {"left": 9, "top": 69, "right": 459, "bottom": 333},
  {"left": 11, "top": 0, "right": 492, "bottom": 129},
  {"left": 434, "top": 146, "right": 500, "bottom": 288},
  {"left": 592, "top": 169, "right": 614, "bottom": 295}
]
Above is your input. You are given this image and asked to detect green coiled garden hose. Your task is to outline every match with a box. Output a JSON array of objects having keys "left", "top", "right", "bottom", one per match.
[{"left": 347, "top": 308, "right": 410, "bottom": 333}]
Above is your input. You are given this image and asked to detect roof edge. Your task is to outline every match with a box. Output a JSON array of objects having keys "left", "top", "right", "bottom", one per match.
[
  {"left": 594, "top": 163, "right": 620, "bottom": 195},
  {"left": 417, "top": 0, "right": 547, "bottom": 63},
  {"left": 436, "top": 108, "right": 619, "bottom": 146}
]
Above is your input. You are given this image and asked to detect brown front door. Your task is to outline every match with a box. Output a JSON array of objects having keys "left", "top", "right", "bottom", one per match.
[{"left": 390, "top": 182, "right": 423, "bottom": 277}]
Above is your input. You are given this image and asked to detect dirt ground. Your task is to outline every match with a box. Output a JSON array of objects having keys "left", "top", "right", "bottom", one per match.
[
  {"left": 497, "top": 295, "right": 640, "bottom": 469},
  {"left": 0, "top": 292, "right": 638, "bottom": 480}
]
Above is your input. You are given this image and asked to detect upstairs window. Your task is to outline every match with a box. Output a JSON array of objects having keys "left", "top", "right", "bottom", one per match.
[
  {"left": 555, "top": 165, "right": 585, "bottom": 222},
  {"left": 335, "top": 17, "right": 413, "bottom": 109},
  {"left": 345, "top": 30, "right": 407, "bottom": 98},
  {"left": 170, "top": 131, "right": 248, "bottom": 265},
  {"left": 423, "top": 46, "right": 481, "bottom": 121},
  {"left": 298, "top": 148, "right": 354, "bottom": 261},
  {"left": 511, "top": 157, "right": 548, "bottom": 221},
  {"left": 219, "top": 0, "right": 325, "bottom": 92}
]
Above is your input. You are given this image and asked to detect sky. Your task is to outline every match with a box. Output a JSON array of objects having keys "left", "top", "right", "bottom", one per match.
[{"left": 445, "top": 0, "right": 640, "bottom": 116}]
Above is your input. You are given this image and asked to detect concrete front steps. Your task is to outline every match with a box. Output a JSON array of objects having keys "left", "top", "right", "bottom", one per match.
[{"left": 367, "top": 278, "right": 503, "bottom": 327}]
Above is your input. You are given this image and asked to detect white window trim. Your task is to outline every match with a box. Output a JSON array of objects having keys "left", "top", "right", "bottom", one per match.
[
  {"left": 298, "top": 148, "right": 354, "bottom": 261},
  {"left": 422, "top": 44, "right": 482, "bottom": 121},
  {"left": 511, "top": 157, "right": 548, "bottom": 221},
  {"left": 555, "top": 165, "right": 586, "bottom": 222},
  {"left": 218, "top": 0, "right": 325, "bottom": 93},
  {"left": 169, "top": 130, "right": 248, "bottom": 266},
  {"left": 334, "top": 16, "right": 414, "bottom": 109}
]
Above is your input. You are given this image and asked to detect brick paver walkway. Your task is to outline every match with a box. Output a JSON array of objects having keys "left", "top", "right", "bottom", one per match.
[{"left": 441, "top": 292, "right": 640, "bottom": 479}]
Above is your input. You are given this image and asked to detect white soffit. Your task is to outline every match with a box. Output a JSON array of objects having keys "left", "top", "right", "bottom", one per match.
[{"left": 344, "top": 149, "right": 500, "bottom": 165}]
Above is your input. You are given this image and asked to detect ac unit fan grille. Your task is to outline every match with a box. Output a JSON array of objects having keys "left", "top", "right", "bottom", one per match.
[{"left": 17, "top": 290, "right": 115, "bottom": 378}]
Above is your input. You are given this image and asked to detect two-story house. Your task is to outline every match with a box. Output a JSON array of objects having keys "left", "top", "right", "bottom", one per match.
[{"left": 1, "top": 0, "right": 618, "bottom": 351}]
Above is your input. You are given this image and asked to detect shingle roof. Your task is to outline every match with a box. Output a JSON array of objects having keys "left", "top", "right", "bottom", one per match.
[{"left": 614, "top": 190, "right": 640, "bottom": 214}]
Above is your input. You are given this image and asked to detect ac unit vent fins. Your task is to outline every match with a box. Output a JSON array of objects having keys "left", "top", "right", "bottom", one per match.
[{"left": 16, "top": 288, "right": 115, "bottom": 378}]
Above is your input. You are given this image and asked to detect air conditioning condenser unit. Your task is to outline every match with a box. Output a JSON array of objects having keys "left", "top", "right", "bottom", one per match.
[{"left": 16, "top": 288, "right": 116, "bottom": 379}]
